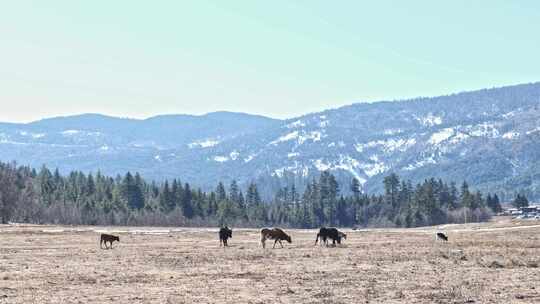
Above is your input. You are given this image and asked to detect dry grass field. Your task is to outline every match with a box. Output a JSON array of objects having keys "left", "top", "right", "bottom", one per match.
[{"left": 1, "top": 217, "right": 540, "bottom": 304}]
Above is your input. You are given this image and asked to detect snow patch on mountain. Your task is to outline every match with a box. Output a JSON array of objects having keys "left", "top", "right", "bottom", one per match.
[
  {"left": 61, "top": 130, "right": 80, "bottom": 136},
  {"left": 311, "top": 155, "right": 381, "bottom": 181},
  {"left": 313, "top": 159, "right": 331, "bottom": 171},
  {"left": 355, "top": 138, "right": 416, "bottom": 153},
  {"left": 469, "top": 123, "right": 499, "bottom": 138},
  {"left": 383, "top": 129, "right": 403, "bottom": 135},
  {"left": 0, "top": 139, "right": 28, "bottom": 145},
  {"left": 19, "top": 131, "right": 45, "bottom": 139},
  {"left": 270, "top": 131, "right": 298, "bottom": 145},
  {"left": 213, "top": 156, "right": 229, "bottom": 162},
  {"left": 359, "top": 160, "right": 388, "bottom": 177},
  {"left": 404, "top": 155, "right": 437, "bottom": 170},
  {"left": 188, "top": 139, "right": 220, "bottom": 148},
  {"left": 334, "top": 155, "right": 365, "bottom": 183},
  {"left": 271, "top": 130, "right": 326, "bottom": 146},
  {"left": 229, "top": 150, "right": 240, "bottom": 160},
  {"left": 502, "top": 110, "right": 518, "bottom": 118},
  {"left": 319, "top": 116, "right": 330, "bottom": 128},
  {"left": 32, "top": 133, "right": 45, "bottom": 139},
  {"left": 60, "top": 130, "right": 102, "bottom": 137},
  {"left": 526, "top": 127, "right": 540, "bottom": 135},
  {"left": 448, "top": 131, "right": 470, "bottom": 144},
  {"left": 416, "top": 113, "right": 442, "bottom": 126},
  {"left": 429, "top": 128, "right": 454, "bottom": 145},
  {"left": 298, "top": 131, "right": 324, "bottom": 144},
  {"left": 286, "top": 120, "right": 305, "bottom": 129},
  {"left": 288, "top": 152, "right": 299, "bottom": 158},
  {"left": 273, "top": 161, "right": 309, "bottom": 178},
  {"left": 502, "top": 131, "right": 519, "bottom": 139}
]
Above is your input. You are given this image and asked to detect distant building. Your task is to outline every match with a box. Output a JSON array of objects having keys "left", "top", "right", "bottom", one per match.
[{"left": 520, "top": 207, "right": 538, "bottom": 214}]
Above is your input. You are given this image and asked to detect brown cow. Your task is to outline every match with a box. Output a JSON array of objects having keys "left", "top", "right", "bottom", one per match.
[
  {"left": 100, "top": 233, "right": 120, "bottom": 249},
  {"left": 261, "top": 228, "right": 292, "bottom": 249}
]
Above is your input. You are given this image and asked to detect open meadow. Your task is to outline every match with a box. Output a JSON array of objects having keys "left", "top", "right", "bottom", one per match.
[{"left": 1, "top": 217, "right": 540, "bottom": 304}]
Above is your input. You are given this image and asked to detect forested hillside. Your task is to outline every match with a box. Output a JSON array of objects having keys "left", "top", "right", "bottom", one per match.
[{"left": 0, "top": 162, "right": 499, "bottom": 228}]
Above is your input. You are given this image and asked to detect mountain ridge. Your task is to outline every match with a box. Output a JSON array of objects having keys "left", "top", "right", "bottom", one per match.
[{"left": 2, "top": 82, "right": 540, "bottom": 200}]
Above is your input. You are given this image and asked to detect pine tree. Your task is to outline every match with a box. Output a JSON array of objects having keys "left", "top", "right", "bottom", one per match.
[
  {"left": 336, "top": 196, "right": 348, "bottom": 226},
  {"left": 383, "top": 173, "right": 400, "bottom": 209},
  {"left": 512, "top": 194, "right": 529, "bottom": 208},
  {"left": 229, "top": 180, "right": 240, "bottom": 203},
  {"left": 182, "top": 183, "right": 194, "bottom": 218},
  {"left": 216, "top": 182, "right": 227, "bottom": 202},
  {"left": 120, "top": 172, "right": 144, "bottom": 210},
  {"left": 159, "top": 181, "right": 175, "bottom": 213},
  {"left": 492, "top": 194, "right": 502, "bottom": 213},
  {"left": 207, "top": 192, "right": 218, "bottom": 216},
  {"left": 351, "top": 178, "right": 361, "bottom": 199},
  {"left": 87, "top": 174, "right": 96, "bottom": 196},
  {"left": 38, "top": 166, "right": 55, "bottom": 206},
  {"left": 460, "top": 181, "right": 474, "bottom": 209}
]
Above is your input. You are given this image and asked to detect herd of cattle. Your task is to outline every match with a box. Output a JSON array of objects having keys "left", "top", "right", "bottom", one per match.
[{"left": 99, "top": 227, "right": 449, "bottom": 249}]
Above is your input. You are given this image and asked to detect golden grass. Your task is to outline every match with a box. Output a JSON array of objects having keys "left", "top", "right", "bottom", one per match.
[{"left": 1, "top": 217, "right": 540, "bottom": 303}]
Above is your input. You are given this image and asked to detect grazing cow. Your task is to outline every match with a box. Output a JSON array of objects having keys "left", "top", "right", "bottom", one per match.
[
  {"left": 261, "top": 228, "right": 292, "bottom": 249},
  {"left": 436, "top": 232, "right": 448, "bottom": 242},
  {"left": 100, "top": 233, "right": 120, "bottom": 249},
  {"left": 219, "top": 226, "right": 233, "bottom": 247},
  {"left": 315, "top": 227, "right": 347, "bottom": 246}
]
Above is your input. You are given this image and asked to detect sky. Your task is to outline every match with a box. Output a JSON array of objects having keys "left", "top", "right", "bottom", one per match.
[{"left": 1, "top": 1, "right": 539, "bottom": 123}]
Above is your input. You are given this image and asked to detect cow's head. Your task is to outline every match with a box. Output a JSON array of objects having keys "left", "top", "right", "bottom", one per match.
[{"left": 286, "top": 234, "right": 292, "bottom": 243}]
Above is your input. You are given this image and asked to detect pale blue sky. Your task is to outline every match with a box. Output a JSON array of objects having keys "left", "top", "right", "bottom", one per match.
[{"left": 1, "top": 1, "right": 539, "bottom": 122}]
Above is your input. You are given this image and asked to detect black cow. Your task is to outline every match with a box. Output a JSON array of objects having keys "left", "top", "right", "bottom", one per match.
[
  {"left": 315, "top": 227, "right": 347, "bottom": 246},
  {"left": 436, "top": 232, "right": 448, "bottom": 241},
  {"left": 100, "top": 233, "right": 120, "bottom": 249},
  {"left": 219, "top": 226, "right": 233, "bottom": 246}
]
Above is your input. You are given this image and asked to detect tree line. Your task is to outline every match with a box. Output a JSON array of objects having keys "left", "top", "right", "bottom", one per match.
[{"left": 0, "top": 161, "right": 506, "bottom": 227}]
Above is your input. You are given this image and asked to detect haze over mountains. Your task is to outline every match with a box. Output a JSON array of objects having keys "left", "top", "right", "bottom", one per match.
[{"left": 2, "top": 82, "right": 540, "bottom": 200}]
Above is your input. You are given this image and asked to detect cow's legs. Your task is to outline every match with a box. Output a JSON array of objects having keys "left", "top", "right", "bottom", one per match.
[
  {"left": 100, "top": 239, "right": 103, "bottom": 249},
  {"left": 279, "top": 240, "right": 283, "bottom": 248},
  {"left": 273, "top": 239, "right": 278, "bottom": 248},
  {"left": 261, "top": 235, "right": 266, "bottom": 248}
]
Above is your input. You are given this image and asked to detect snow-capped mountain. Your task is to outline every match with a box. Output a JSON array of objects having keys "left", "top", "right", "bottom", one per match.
[{"left": 2, "top": 82, "right": 540, "bottom": 199}]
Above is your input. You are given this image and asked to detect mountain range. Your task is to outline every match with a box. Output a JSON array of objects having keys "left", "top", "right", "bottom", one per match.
[{"left": 2, "top": 82, "right": 540, "bottom": 200}]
